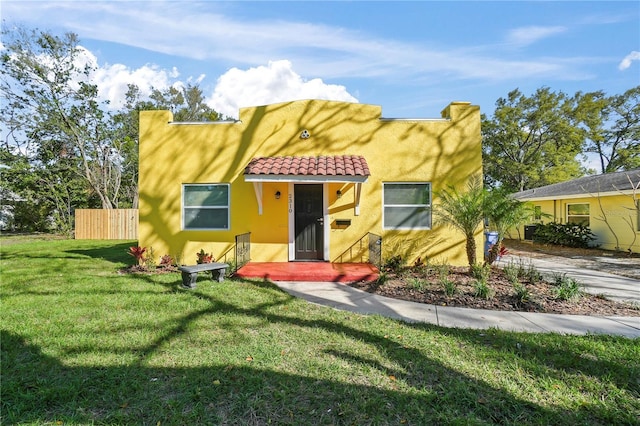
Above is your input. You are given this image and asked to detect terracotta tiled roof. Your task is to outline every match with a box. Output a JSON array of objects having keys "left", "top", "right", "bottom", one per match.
[{"left": 245, "top": 155, "right": 370, "bottom": 177}]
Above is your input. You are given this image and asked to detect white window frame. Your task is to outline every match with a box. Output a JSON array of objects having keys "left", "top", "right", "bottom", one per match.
[
  {"left": 382, "top": 182, "right": 432, "bottom": 230},
  {"left": 182, "top": 183, "right": 230, "bottom": 230},
  {"left": 566, "top": 203, "right": 590, "bottom": 226}
]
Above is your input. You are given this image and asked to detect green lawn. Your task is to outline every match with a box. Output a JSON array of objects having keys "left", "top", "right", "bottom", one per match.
[{"left": 1, "top": 237, "right": 639, "bottom": 425}]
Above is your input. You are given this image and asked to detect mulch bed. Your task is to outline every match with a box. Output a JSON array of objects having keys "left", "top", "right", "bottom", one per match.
[{"left": 349, "top": 265, "right": 640, "bottom": 317}]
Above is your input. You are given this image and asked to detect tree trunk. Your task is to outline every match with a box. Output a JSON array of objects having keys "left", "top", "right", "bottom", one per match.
[{"left": 466, "top": 234, "right": 477, "bottom": 270}]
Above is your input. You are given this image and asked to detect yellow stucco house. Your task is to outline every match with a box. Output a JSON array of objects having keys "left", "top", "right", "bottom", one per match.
[
  {"left": 138, "top": 99, "right": 483, "bottom": 268},
  {"left": 512, "top": 169, "right": 640, "bottom": 253}
]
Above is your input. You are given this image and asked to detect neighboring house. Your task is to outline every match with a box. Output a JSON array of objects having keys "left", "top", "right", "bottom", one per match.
[
  {"left": 512, "top": 169, "right": 640, "bottom": 253},
  {"left": 138, "top": 99, "right": 482, "bottom": 267}
]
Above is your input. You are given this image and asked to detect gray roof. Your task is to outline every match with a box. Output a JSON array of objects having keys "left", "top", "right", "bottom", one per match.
[{"left": 512, "top": 169, "right": 640, "bottom": 200}]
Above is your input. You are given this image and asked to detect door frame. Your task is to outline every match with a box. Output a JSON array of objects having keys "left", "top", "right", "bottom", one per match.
[{"left": 288, "top": 182, "right": 329, "bottom": 261}]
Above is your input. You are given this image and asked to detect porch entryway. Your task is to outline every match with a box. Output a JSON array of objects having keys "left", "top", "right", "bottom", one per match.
[{"left": 294, "top": 184, "right": 324, "bottom": 260}]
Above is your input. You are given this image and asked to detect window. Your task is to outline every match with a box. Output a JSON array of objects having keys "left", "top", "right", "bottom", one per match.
[
  {"left": 566, "top": 203, "right": 589, "bottom": 226},
  {"left": 636, "top": 200, "right": 640, "bottom": 232},
  {"left": 383, "top": 182, "right": 431, "bottom": 229},
  {"left": 534, "top": 205, "right": 542, "bottom": 221},
  {"left": 183, "top": 184, "right": 230, "bottom": 230}
]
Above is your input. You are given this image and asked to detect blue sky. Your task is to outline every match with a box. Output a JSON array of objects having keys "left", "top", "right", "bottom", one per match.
[{"left": 2, "top": 1, "right": 639, "bottom": 119}]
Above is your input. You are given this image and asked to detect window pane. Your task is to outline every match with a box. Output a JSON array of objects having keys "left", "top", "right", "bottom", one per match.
[
  {"left": 384, "top": 206, "right": 431, "bottom": 228},
  {"left": 184, "top": 185, "right": 228, "bottom": 207},
  {"left": 567, "top": 216, "right": 589, "bottom": 226},
  {"left": 384, "top": 184, "right": 430, "bottom": 205},
  {"left": 567, "top": 204, "right": 589, "bottom": 215},
  {"left": 534, "top": 205, "right": 542, "bottom": 220},
  {"left": 184, "top": 208, "right": 228, "bottom": 229}
]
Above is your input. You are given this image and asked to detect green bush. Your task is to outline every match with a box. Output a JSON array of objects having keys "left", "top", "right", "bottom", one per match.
[
  {"left": 440, "top": 277, "right": 457, "bottom": 296},
  {"left": 533, "top": 222, "right": 596, "bottom": 248},
  {"left": 408, "top": 277, "right": 428, "bottom": 291},
  {"left": 383, "top": 254, "right": 404, "bottom": 273},
  {"left": 552, "top": 273, "right": 583, "bottom": 301},
  {"left": 470, "top": 263, "right": 490, "bottom": 281},
  {"left": 512, "top": 281, "right": 530, "bottom": 304},
  {"left": 503, "top": 260, "right": 542, "bottom": 284},
  {"left": 473, "top": 279, "right": 494, "bottom": 300},
  {"left": 503, "top": 264, "right": 520, "bottom": 284}
]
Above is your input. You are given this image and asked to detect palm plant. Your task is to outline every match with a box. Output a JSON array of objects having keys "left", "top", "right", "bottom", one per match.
[
  {"left": 484, "top": 188, "right": 534, "bottom": 264},
  {"left": 435, "top": 175, "right": 486, "bottom": 270}
]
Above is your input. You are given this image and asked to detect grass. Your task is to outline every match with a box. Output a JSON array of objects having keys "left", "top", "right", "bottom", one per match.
[{"left": 2, "top": 237, "right": 639, "bottom": 425}]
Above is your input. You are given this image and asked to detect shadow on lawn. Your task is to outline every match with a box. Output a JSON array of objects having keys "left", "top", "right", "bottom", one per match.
[
  {"left": 66, "top": 242, "right": 133, "bottom": 264},
  {"left": 0, "top": 242, "right": 133, "bottom": 265},
  {"left": 3, "top": 275, "right": 638, "bottom": 425}
]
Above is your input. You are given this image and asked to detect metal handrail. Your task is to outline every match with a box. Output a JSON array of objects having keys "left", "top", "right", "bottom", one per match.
[
  {"left": 235, "top": 232, "right": 251, "bottom": 271},
  {"left": 334, "top": 232, "right": 382, "bottom": 267}
]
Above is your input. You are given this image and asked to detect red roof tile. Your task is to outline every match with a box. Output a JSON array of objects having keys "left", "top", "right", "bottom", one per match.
[{"left": 245, "top": 156, "right": 370, "bottom": 177}]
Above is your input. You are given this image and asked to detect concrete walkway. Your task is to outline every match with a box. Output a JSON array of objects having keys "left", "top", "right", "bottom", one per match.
[
  {"left": 273, "top": 256, "right": 640, "bottom": 338},
  {"left": 497, "top": 255, "right": 640, "bottom": 305}
]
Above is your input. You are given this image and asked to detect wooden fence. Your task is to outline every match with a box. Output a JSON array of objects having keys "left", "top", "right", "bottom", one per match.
[{"left": 75, "top": 209, "right": 138, "bottom": 240}]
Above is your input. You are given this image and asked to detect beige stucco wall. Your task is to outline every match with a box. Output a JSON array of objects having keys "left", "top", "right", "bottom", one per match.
[
  {"left": 515, "top": 194, "right": 640, "bottom": 253},
  {"left": 138, "top": 99, "right": 483, "bottom": 266}
]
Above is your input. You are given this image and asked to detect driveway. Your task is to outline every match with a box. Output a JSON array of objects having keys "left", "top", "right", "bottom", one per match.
[{"left": 500, "top": 243, "right": 640, "bottom": 306}]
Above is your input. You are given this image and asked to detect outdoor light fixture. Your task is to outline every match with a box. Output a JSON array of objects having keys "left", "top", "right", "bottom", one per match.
[
  {"left": 275, "top": 190, "right": 281, "bottom": 199},
  {"left": 336, "top": 189, "right": 342, "bottom": 198}
]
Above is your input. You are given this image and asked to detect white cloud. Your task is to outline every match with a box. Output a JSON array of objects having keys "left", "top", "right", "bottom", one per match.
[
  {"left": 618, "top": 51, "right": 640, "bottom": 70},
  {"left": 92, "top": 63, "right": 178, "bottom": 109},
  {"left": 21, "top": 42, "right": 178, "bottom": 110},
  {"left": 506, "top": 25, "right": 567, "bottom": 47},
  {"left": 207, "top": 60, "right": 358, "bottom": 119}
]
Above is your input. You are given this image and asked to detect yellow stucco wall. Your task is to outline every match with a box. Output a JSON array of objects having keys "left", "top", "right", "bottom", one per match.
[
  {"left": 139, "top": 100, "right": 483, "bottom": 266},
  {"left": 515, "top": 195, "right": 640, "bottom": 253}
]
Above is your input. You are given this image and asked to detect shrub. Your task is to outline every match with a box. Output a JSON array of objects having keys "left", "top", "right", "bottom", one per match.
[
  {"left": 485, "top": 242, "right": 510, "bottom": 265},
  {"left": 144, "top": 247, "right": 157, "bottom": 269},
  {"left": 435, "top": 262, "right": 450, "bottom": 281},
  {"left": 127, "top": 246, "right": 147, "bottom": 266},
  {"left": 159, "top": 254, "right": 174, "bottom": 268},
  {"left": 512, "top": 281, "right": 530, "bottom": 304},
  {"left": 383, "top": 254, "right": 404, "bottom": 274},
  {"left": 376, "top": 271, "right": 389, "bottom": 285},
  {"left": 533, "top": 222, "right": 596, "bottom": 248},
  {"left": 552, "top": 273, "right": 583, "bottom": 301},
  {"left": 473, "top": 279, "right": 494, "bottom": 300},
  {"left": 504, "top": 260, "right": 542, "bottom": 284},
  {"left": 521, "top": 262, "right": 542, "bottom": 284},
  {"left": 408, "top": 277, "right": 428, "bottom": 291},
  {"left": 470, "top": 263, "right": 490, "bottom": 281},
  {"left": 196, "top": 249, "right": 213, "bottom": 264},
  {"left": 503, "top": 264, "right": 520, "bottom": 284},
  {"left": 441, "top": 277, "right": 457, "bottom": 296}
]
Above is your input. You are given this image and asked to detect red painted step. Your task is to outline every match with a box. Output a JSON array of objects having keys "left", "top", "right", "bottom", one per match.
[{"left": 235, "top": 262, "right": 379, "bottom": 283}]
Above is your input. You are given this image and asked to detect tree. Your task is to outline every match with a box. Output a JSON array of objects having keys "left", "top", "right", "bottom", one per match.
[
  {"left": 1, "top": 26, "right": 123, "bottom": 210},
  {"left": 581, "top": 86, "right": 640, "bottom": 173},
  {"left": 482, "top": 87, "right": 586, "bottom": 192},
  {"left": 1, "top": 26, "right": 229, "bottom": 231},
  {"left": 435, "top": 175, "right": 486, "bottom": 270},
  {"left": 483, "top": 188, "right": 533, "bottom": 264},
  {"left": 149, "top": 84, "right": 225, "bottom": 122}
]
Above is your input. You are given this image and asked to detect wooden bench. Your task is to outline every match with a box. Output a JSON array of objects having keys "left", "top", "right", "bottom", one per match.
[{"left": 177, "top": 262, "right": 230, "bottom": 288}]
